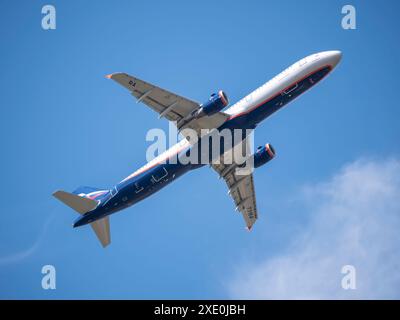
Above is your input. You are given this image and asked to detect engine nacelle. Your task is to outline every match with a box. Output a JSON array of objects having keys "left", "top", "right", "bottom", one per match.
[
  {"left": 196, "top": 91, "right": 229, "bottom": 117},
  {"left": 177, "top": 91, "right": 229, "bottom": 130},
  {"left": 254, "top": 143, "right": 276, "bottom": 168}
]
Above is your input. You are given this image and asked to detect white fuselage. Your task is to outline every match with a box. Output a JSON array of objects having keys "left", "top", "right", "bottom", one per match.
[{"left": 122, "top": 51, "right": 342, "bottom": 182}]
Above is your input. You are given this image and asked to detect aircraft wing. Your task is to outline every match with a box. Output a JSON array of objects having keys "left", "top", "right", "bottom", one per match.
[
  {"left": 107, "top": 73, "right": 230, "bottom": 135},
  {"left": 211, "top": 140, "right": 258, "bottom": 230}
]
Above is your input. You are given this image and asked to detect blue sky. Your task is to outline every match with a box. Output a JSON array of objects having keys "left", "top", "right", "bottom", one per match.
[{"left": 1, "top": 0, "right": 399, "bottom": 299}]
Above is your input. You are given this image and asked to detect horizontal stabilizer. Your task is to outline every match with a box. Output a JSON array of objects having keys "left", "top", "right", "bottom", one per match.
[
  {"left": 91, "top": 217, "right": 111, "bottom": 247},
  {"left": 53, "top": 190, "right": 98, "bottom": 214}
]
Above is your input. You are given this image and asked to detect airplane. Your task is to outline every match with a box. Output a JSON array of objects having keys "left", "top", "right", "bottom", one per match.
[{"left": 53, "top": 50, "right": 342, "bottom": 247}]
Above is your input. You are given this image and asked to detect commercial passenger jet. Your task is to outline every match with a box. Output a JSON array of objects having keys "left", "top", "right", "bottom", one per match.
[{"left": 53, "top": 51, "right": 342, "bottom": 247}]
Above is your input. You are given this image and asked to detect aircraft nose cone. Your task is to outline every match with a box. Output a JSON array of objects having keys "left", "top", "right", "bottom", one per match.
[{"left": 328, "top": 50, "right": 342, "bottom": 68}]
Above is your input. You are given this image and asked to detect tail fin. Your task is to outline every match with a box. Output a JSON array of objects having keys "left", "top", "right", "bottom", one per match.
[
  {"left": 53, "top": 190, "right": 111, "bottom": 247},
  {"left": 72, "top": 186, "right": 110, "bottom": 201},
  {"left": 53, "top": 190, "right": 98, "bottom": 214},
  {"left": 72, "top": 186, "right": 102, "bottom": 195}
]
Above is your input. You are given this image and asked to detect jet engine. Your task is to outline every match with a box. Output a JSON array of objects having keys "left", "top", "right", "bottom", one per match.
[
  {"left": 254, "top": 143, "right": 276, "bottom": 168},
  {"left": 177, "top": 91, "right": 229, "bottom": 131},
  {"left": 195, "top": 91, "right": 229, "bottom": 118}
]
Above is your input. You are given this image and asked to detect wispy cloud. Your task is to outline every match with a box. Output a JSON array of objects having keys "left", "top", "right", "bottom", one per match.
[
  {"left": 228, "top": 158, "right": 400, "bottom": 299},
  {"left": 0, "top": 214, "right": 55, "bottom": 266}
]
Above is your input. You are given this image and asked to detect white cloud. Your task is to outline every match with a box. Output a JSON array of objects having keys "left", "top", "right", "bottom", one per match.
[{"left": 228, "top": 158, "right": 400, "bottom": 299}]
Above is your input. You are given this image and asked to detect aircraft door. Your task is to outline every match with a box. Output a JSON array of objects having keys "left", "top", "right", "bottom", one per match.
[{"left": 152, "top": 167, "right": 168, "bottom": 183}]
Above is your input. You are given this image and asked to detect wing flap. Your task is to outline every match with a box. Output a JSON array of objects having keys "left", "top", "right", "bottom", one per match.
[
  {"left": 211, "top": 138, "right": 258, "bottom": 230},
  {"left": 221, "top": 169, "right": 258, "bottom": 230},
  {"left": 107, "top": 72, "right": 230, "bottom": 135},
  {"left": 181, "top": 112, "right": 230, "bottom": 136},
  {"left": 107, "top": 73, "right": 199, "bottom": 121}
]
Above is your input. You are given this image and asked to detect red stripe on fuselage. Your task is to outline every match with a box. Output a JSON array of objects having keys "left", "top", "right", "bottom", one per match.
[
  {"left": 121, "top": 143, "right": 190, "bottom": 183},
  {"left": 88, "top": 191, "right": 108, "bottom": 200},
  {"left": 120, "top": 65, "right": 333, "bottom": 184},
  {"left": 228, "top": 65, "right": 333, "bottom": 121}
]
